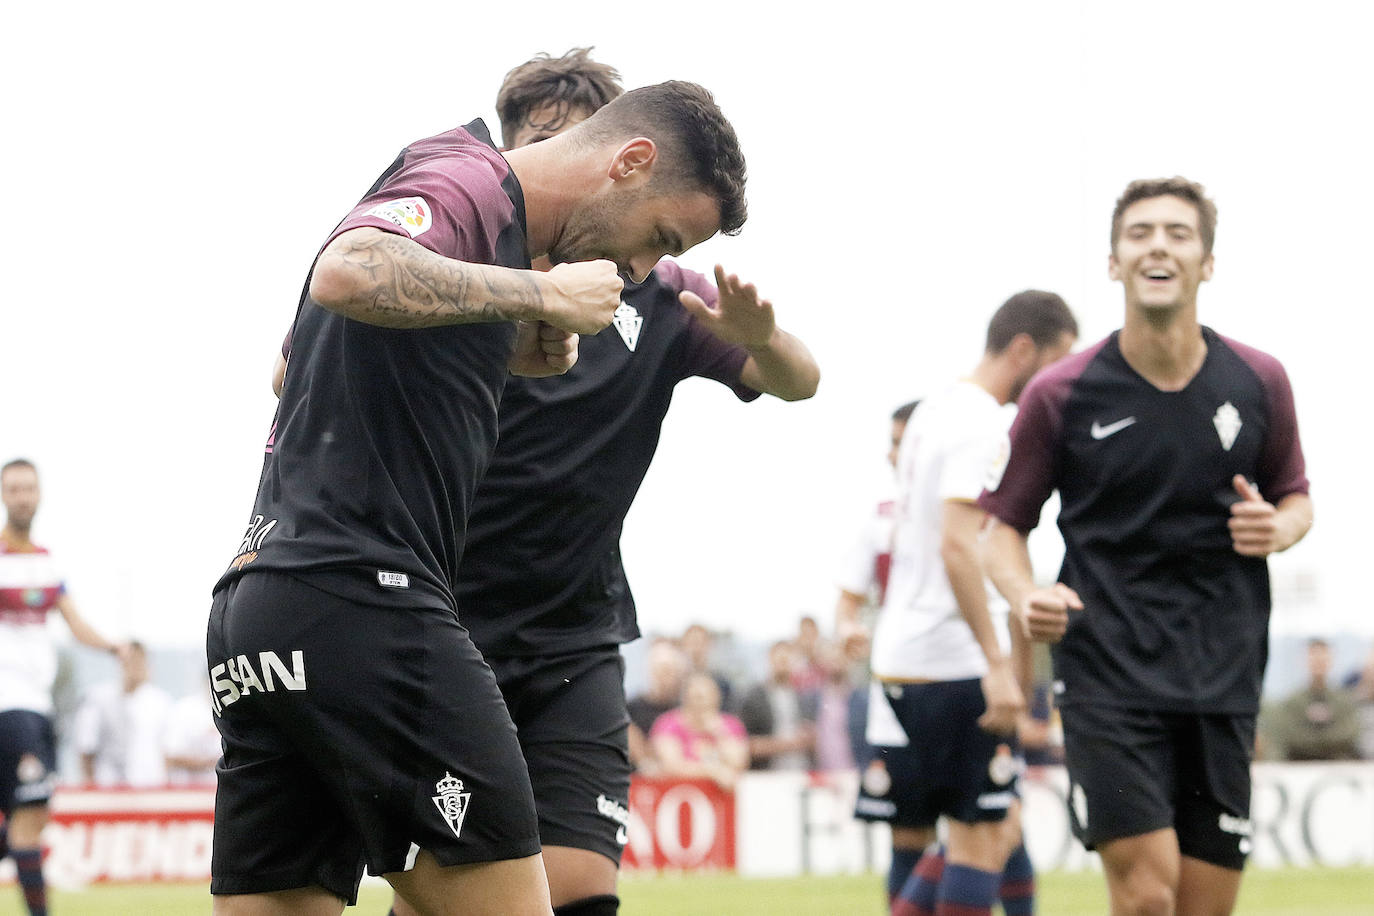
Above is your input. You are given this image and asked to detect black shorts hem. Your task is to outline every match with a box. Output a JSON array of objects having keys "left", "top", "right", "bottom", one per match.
[
  {"left": 210, "top": 870, "right": 357, "bottom": 906},
  {"left": 376, "top": 835, "right": 544, "bottom": 875},
  {"left": 537, "top": 825, "right": 625, "bottom": 866}
]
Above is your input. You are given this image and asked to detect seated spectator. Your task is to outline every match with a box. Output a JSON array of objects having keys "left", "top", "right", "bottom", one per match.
[
  {"left": 163, "top": 681, "right": 221, "bottom": 785},
  {"left": 1261, "top": 637, "right": 1362, "bottom": 761},
  {"left": 627, "top": 638, "right": 688, "bottom": 774},
  {"left": 736, "top": 640, "right": 816, "bottom": 770},
  {"left": 73, "top": 641, "right": 172, "bottom": 786},
  {"left": 813, "top": 640, "right": 859, "bottom": 772},
  {"left": 649, "top": 672, "right": 749, "bottom": 788},
  {"left": 681, "top": 623, "right": 733, "bottom": 709}
]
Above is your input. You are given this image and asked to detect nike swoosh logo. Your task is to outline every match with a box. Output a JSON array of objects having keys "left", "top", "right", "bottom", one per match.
[{"left": 1090, "top": 417, "right": 1137, "bottom": 439}]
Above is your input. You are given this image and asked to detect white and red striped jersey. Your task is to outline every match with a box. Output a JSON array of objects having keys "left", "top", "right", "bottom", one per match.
[{"left": 0, "top": 540, "right": 65, "bottom": 714}]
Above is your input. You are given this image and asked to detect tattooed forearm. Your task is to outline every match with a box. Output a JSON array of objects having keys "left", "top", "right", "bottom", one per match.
[{"left": 310, "top": 228, "right": 544, "bottom": 328}]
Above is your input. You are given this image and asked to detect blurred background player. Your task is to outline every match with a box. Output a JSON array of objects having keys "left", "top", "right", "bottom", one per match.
[
  {"left": 1, "top": 459, "right": 125, "bottom": 916},
  {"left": 223, "top": 76, "right": 746, "bottom": 916},
  {"left": 867, "top": 292, "right": 1077, "bottom": 916},
  {"left": 385, "top": 49, "right": 818, "bottom": 916},
  {"left": 981, "top": 178, "right": 1313, "bottom": 916}
]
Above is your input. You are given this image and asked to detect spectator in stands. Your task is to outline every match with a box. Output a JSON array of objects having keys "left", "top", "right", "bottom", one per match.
[
  {"left": 791, "top": 615, "right": 826, "bottom": 691},
  {"left": 73, "top": 641, "right": 172, "bottom": 787},
  {"left": 681, "top": 623, "right": 734, "bottom": 709},
  {"left": 626, "top": 638, "right": 688, "bottom": 774},
  {"left": 812, "top": 640, "right": 859, "bottom": 772},
  {"left": 162, "top": 680, "right": 221, "bottom": 785},
  {"left": 735, "top": 640, "right": 816, "bottom": 770},
  {"left": 649, "top": 672, "right": 749, "bottom": 788},
  {"left": 1261, "top": 637, "right": 1362, "bottom": 761}
]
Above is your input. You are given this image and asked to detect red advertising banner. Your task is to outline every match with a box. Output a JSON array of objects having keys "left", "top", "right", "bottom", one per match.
[{"left": 621, "top": 777, "right": 736, "bottom": 871}]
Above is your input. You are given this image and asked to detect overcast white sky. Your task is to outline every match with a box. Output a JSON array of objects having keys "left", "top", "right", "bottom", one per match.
[{"left": 4, "top": 1, "right": 1371, "bottom": 650}]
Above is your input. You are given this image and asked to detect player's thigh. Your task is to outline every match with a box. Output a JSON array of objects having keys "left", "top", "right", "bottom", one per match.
[
  {"left": 1176, "top": 855, "right": 1243, "bottom": 916},
  {"left": 213, "top": 887, "right": 346, "bottom": 916},
  {"left": 386, "top": 848, "right": 552, "bottom": 916},
  {"left": 1060, "top": 704, "right": 1176, "bottom": 850},
  {"left": 1097, "top": 828, "right": 1181, "bottom": 914}
]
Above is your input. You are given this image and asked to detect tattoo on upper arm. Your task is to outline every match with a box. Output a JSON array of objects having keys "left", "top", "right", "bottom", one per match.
[{"left": 318, "top": 230, "right": 543, "bottom": 327}]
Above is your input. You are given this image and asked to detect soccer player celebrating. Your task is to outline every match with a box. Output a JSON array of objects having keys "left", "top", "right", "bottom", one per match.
[
  {"left": 403, "top": 50, "right": 815, "bottom": 916},
  {"left": 862, "top": 294, "right": 1076, "bottom": 916},
  {"left": 210, "top": 83, "right": 748, "bottom": 916},
  {"left": 980, "top": 178, "right": 1313, "bottom": 915},
  {"left": 1, "top": 459, "right": 126, "bottom": 916}
]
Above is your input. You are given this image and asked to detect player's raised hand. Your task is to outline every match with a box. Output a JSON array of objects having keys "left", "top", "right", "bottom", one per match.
[
  {"left": 508, "top": 321, "right": 579, "bottom": 378},
  {"left": 1229, "top": 474, "right": 1280, "bottom": 556},
  {"left": 679, "top": 265, "right": 777, "bottom": 350},
  {"left": 542, "top": 260, "right": 623, "bottom": 334},
  {"left": 978, "top": 660, "right": 1026, "bottom": 735},
  {"left": 1016, "top": 583, "right": 1083, "bottom": 643}
]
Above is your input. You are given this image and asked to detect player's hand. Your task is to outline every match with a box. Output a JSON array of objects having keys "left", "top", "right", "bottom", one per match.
[
  {"left": 679, "top": 265, "right": 776, "bottom": 351},
  {"left": 978, "top": 660, "right": 1025, "bottom": 736},
  {"left": 542, "top": 260, "right": 623, "bottom": 334},
  {"left": 508, "top": 321, "right": 579, "bottom": 378},
  {"left": 1229, "top": 475, "right": 1281, "bottom": 557},
  {"left": 1015, "top": 583, "right": 1083, "bottom": 643}
]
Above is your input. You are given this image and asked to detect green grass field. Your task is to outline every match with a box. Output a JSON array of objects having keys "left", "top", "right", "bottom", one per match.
[{"left": 2, "top": 868, "right": 1372, "bottom": 914}]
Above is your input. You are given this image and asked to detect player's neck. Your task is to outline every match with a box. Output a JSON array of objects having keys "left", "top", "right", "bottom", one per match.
[
  {"left": 1119, "top": 303, "right": 1206, "bottom": 392},
  {"left": 1, "top": 523, "right": 33, "bottom": 550},
  {"left": 969, "top": 356, "right": 1014, "bottom": 406},
  {"left": 502, "top": 138, "right": 600, "bottom": 260}
]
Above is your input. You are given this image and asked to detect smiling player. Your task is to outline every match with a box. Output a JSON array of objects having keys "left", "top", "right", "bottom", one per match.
[{"left": 980, "top": 177, "right": 1313, "bottom": 915}]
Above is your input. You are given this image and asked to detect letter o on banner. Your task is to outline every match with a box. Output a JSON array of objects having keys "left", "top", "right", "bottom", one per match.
[{"left": 655, "top": 784, "right": 718, "bottom": 866}]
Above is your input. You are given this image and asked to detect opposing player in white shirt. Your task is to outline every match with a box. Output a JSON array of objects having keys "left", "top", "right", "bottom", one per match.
[{"left": 869, "top": 293, "right": 1076, "bottom": 916}]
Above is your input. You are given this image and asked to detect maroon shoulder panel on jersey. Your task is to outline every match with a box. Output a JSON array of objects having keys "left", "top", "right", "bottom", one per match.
[
  {"left": 979, "top": 337, "right": 1111, "bottom": 532},
  {"left": 1216, "top": 333, "right": 1310, "bottom": 503}
]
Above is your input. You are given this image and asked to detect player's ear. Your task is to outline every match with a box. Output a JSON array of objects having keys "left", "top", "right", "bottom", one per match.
[
  {"left": 609, "top": 137, "right": 657, "bottom": 182},
  {"left": 1107, "top": 253, "right": 1122, "bottom": 282},
  {"left": 1201, "top": 252, "right": 1214, "bottom": 283}
]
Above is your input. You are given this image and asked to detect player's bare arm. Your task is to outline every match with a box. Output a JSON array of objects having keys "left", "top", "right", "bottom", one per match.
[
  {"left": 942, "top": 501, "right": 1023, "bottom": 734},
  {"left": 311, "top": 227, "right": 621, "bottom": 334},
  {"left": 1229, "top": 475, "right": 1314, "bottom": 557},
  {"left": 678, "top": 264, "right": 819, "bottom": 401},
  {"left": 54, "top": 593, "right": 124, "bottom": 656},
  {"left": 982, "top": 518, "right": 1083, "bottom": 644}
]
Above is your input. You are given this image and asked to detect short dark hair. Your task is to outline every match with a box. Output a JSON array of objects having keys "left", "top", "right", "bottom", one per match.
[
  {"left": 575, "top": 81, "right": 748, "bottom": 236},
  {"left": 986, "top": 290, "right": 1078, "bottom": 354},
  {"left": 1, "top": 458, "right": 36, "bottom": 481},
  {"left": 891, "top": 401, "right": 920, "bottom": 424},
  {"left": 495, "top": 48, "right": 623, "bottom": 148},
  {"left": 1111, "top": 176, "right": 1218, "bottom": 255}
]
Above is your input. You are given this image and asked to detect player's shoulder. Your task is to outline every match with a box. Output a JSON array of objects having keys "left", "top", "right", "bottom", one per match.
[
  {"left": 1021, "top": 334, "right": 1115, "bottom": 404},
  {"left": 647, "top": 259, "right": 714, "bottom": 300},
  {"left": 1207, "top": 327, "right": 1291, "bottom": 385}
]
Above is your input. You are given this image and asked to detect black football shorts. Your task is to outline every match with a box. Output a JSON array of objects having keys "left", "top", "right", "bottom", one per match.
[
  {"left": 1060, "top": 703, "right": 1255, "bottom": 870},
  {"left": 855, "top": 678, "right": 1021, "bottom": 828},
  {"left": 488, "top": 647, "right": 632, "bottom": 865},
  {"left": 207, "top": 571, "right": 540, "bottom": 903},
  {"left": 0, "top": 710, "right": 57, "bottom": 814}
]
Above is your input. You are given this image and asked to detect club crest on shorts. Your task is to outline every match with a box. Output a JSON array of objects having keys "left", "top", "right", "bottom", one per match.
[
  {"left": 612, "top": 302, "right": 643, "bottom": 351},
  {"left": 432, "top": 772, "right": 471, "bottom": 839},
  {"left": 1213, "top": 401, "right": 1242, "bottom": 451}
]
